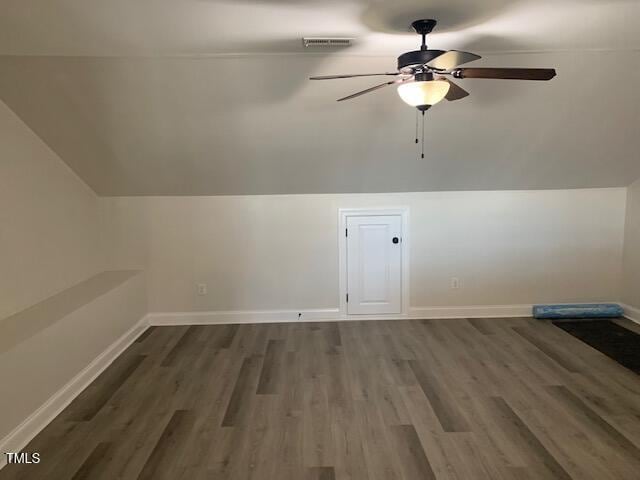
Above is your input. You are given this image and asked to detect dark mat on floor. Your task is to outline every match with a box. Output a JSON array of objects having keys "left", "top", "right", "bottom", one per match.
[{"left": 553, "top": 319, "right": 640, "bottom": 374}]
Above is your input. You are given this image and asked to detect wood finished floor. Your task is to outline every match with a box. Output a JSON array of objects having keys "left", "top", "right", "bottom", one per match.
[{"left": 2, "top": 318, "right": 640, "bottom": 480}]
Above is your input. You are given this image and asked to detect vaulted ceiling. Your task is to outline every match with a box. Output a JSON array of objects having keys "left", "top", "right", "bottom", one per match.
[{"left": 1, "top": 0, "right": 640, "bottom": 195}]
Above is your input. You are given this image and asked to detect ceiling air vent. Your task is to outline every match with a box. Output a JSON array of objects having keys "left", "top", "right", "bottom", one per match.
[{"left": 302, "top": 37, "right": 353, "bottom": 48}]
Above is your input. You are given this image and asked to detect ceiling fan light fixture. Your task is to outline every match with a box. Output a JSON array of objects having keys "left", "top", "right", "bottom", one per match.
[{"left": 397, "top": 78, "right": 450, "bottom": 108}]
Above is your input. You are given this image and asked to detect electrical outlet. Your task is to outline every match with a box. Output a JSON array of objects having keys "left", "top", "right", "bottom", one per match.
[
  {"left": 451, "top": 277, "right": 460, "bottom": 289},
  {"left": 197, "top": 283, "right": 208, "bottom": 296}
]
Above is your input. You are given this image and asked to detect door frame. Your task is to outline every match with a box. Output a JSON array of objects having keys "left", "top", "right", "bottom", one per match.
[{"left": 338, "top": 207, "right": 410, "bottom": 317}]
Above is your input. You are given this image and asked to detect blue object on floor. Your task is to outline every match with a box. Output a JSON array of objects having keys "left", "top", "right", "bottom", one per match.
[{"left": 533, "top": 303, "right": 624, "bottom": 319}]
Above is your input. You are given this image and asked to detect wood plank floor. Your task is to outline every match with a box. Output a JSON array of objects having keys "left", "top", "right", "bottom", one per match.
[{"left": 2, "top": 318, "right": 639, "bottom": 479}]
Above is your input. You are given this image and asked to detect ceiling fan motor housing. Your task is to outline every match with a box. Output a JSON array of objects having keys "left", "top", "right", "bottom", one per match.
[{"left": 397, "top": 49, "right": 445, "bottom": 73}]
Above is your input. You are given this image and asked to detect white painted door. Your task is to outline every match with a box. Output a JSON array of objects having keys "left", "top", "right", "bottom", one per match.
[{"left": 346, "top": 215, "right": 402, "bottom": 314}]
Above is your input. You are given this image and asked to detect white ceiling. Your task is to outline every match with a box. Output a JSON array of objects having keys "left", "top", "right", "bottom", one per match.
[
  {"left": 2, "top": 0, "right": 640, "bottom": 56},
  {"left": 1, "top": 0, "right": 640, "bottom": 195}
]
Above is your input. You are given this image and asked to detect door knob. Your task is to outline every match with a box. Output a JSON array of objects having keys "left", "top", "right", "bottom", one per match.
[{"left": 392, "top": 237, "right": 399, "bottom": 244}]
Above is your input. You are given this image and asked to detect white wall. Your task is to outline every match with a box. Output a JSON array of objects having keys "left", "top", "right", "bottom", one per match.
[
  {"left": 623, "top": 178, "right": 640, "bottom": 311},
  {"left": 103, "top": 188, "right": 627, "bottom": 314},
  {"left": 0, "top": 99, "right": 106, "bottom": 319},
  {"left": 0, "top": 271, "right": 146, "bottom": 444},
  {"left": 0, "top": 100, "right": 150, "bottom": 449}
]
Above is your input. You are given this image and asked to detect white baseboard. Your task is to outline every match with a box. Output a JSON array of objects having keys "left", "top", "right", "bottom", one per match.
[
  {"left": 0, "top": 315, "right": 150, "bottom": 470},
  {"left": 621, "top": 303, "right": 640, "bottom": 324},
  {"left": 148, "top": 302, "right": 640, "bottom": 327},
  {"left": 147, "top": 304, "right": 536, "bottom": 326},
  {"left": 408, "top": 304, "right": 533, "bottom": 319},
  {"left": 149, "top": 309, "right": 341, "bottom": 325}
]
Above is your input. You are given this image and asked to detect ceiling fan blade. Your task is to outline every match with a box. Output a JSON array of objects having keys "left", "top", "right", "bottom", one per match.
[
  {"left": 441, "top": 78, "right": 470, "bottom": 101},
  {"left": 336, "top": 79, "right": 401, "bottom": 102},
  {"left": 453, "top": 68, "right": 556, "bottom": 80},
  {"left": 310, "top": 73, "right": 398, "bottom": 80},
  {"left": 426, "top": 50, "right": 481, "bottom": 70}
]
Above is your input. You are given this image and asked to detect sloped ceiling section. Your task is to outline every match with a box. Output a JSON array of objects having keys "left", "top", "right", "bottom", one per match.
[{"left": 0, "top": 0, "right": 639, "bottom": 196}]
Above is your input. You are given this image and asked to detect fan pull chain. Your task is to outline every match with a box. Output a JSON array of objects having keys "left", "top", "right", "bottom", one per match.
[
  {"left": 415, "top": 110, "right": 419, "bottom": 144},
  {"left": 421, "top": 110, "right": 425, "bottom": 159}
]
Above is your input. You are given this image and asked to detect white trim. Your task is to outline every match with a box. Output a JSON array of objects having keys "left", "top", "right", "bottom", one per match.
[
  {"left": 338, "top": 207, "right": 410, "bottom": 317},
  {"left": 408, "top": 304, "right": 534, "bottom": 319},
  {"left": 621, "top": 303, "right": 640, "bottom": 324},
  {"left": 147, "top": 304, "right": 538, "bottom": 326},
  {"left": 147, "top": 302, "right": 638, "bottom": 326},
  {"left": 0, "top": 315, "right": 150, "bottom": 470},
  {"left": 149, "top": 309, "right": 340, "bottom": 325},
  {"left": 94, "top": 48, "right": 640, "bottom": 61}
]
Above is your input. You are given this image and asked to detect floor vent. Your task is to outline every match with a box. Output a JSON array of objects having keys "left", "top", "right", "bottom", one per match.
[{"left": 302, "top": 37, "right": 353, "bottom": 48}]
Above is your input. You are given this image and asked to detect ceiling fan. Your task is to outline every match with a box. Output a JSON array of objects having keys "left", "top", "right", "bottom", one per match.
[{"left": 310, "top": 19, "right": 557, "bottom": 111}]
